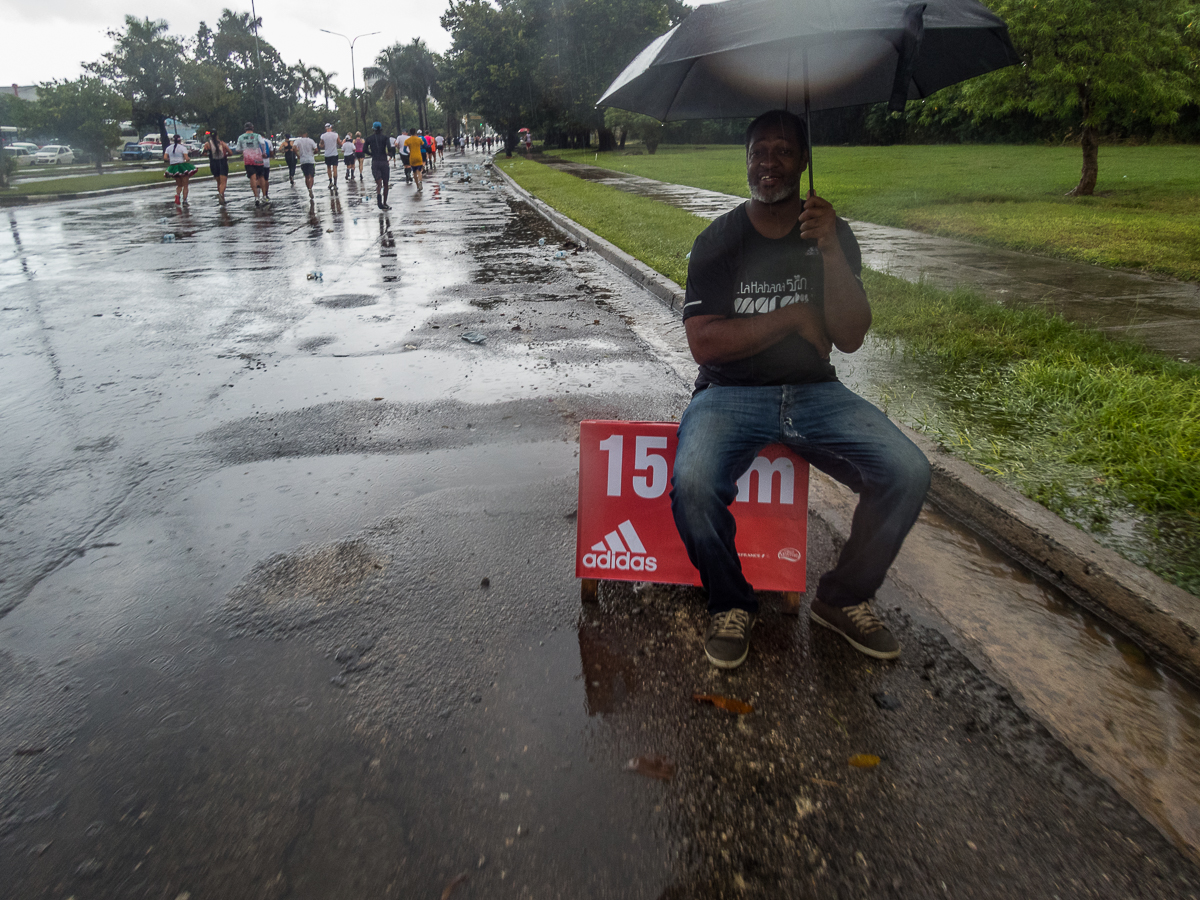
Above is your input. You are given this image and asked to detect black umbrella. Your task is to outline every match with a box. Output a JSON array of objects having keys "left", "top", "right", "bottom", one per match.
[{"left": 598, "top": 0, "right": 1019, "bottom": 190}]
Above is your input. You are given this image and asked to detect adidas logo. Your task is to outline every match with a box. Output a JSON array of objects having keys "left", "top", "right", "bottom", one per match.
[{"left": 582, "top": 519, "right": 658, "bottom": 572}]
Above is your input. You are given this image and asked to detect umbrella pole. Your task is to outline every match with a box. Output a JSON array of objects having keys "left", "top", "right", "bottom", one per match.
[{"left": 804, "top": 50, "right": 814, "bottom": 196}]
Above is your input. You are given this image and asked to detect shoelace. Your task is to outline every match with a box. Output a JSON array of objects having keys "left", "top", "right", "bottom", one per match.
[
  {"left": 712, "top": 607, "right": 752, "bottom": 638},
  {"left": 844, "top": 602, "right": 883, "bottom": 635}
]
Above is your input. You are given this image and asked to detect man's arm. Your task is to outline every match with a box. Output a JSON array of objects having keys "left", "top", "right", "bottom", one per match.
[
  {"left": 684, "top": 303, "right": 831, "bottom": 366},
  {"left": 799, "top": 192, "right": 871, "bottom": 353}
]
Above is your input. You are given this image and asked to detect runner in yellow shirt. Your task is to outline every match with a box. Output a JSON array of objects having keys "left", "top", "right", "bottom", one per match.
[{"left": 403, "top": 128, "right": 426, "bottom": 191}]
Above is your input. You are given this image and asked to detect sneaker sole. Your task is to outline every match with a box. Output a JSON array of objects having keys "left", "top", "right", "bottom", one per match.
[
  {"left": 705, "top": 643, "right": 749, "bottom": 669},
  {"left": 808, "top": 609, "right": 901, "bottom": 660}
]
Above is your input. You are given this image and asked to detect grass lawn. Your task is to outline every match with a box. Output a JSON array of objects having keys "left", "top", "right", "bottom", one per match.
[
  {"left": 501, "top": 153, "right": 1200, "bottom": 595},
  {"left": 551, "top": 144, "right": 1200, "bottom": 283},
  {"left": 3, "top": 161, "right": 245, "bottom": 197}
]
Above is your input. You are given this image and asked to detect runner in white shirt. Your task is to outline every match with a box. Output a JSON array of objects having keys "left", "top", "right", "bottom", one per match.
[
  {"left": 319, "top": 124, "right": 340, "bottom": 191},
  {"left": 293, "top": 130, "right": 319, "bottom": 199},
  {"left": 342, "top": 136, "right": 355, "bottom": 182}
]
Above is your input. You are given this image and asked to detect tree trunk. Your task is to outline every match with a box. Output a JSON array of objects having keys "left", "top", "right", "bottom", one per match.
[
  {"left": 394, "top": 94, "right": 402, "bottom": 135},
  {"left": 1068, "top": 123, "right": 1098, "bottom": 196},
  {"left": 158, "top": 116, "right": 169, "bottom": 150},
  {"left": 619, "top": 130, "right": 626, "bottom": 149},
  {"left": 597, "top": 127, "right": 616, "bottom": 152}
]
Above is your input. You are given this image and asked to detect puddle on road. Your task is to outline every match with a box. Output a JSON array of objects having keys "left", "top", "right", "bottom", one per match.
[
  {"left": 902, "top": 505, "right": 1200, "bottom": 857},
  {"left": 0, "top": 442, "right": 577, "bottom": 664}
]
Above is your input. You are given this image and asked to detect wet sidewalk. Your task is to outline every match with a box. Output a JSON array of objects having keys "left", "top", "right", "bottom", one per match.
[{"left": 541, "top": 158, "right": 1200, "bottom": 363}]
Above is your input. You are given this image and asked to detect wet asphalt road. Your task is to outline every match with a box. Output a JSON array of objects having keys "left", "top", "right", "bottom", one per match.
[{"left": 1, "top": 160, "right": 1198, "bottom": 899}]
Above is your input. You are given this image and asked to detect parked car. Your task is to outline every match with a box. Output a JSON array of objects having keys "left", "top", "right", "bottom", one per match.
[
  {"left": 121, "top": 141, "right": 157, "bottom": 161},
  {"left": 9, "top": 141, "right": 40, "bottom": 154},
  {"left": 33, "top": 145, "right": 75, "bottom": 165},
  {"left": 3, "top": 146, "right": 36, "bottom": 166}
]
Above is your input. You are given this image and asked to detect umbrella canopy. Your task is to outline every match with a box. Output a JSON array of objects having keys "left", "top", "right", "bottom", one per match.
[{"left": 598, "top": 0, "right": 1019, "bottom": 122}]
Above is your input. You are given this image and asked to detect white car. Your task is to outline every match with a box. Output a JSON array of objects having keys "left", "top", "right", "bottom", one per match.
[
  {"left": 3, "top": 146, "right": 35, "bottom": 166},
  {"left": 9, "top": 141, "right": 39, "bottom": 154},
  {"left": 33, "top": 145, "right": 75, "bottom": 165}
]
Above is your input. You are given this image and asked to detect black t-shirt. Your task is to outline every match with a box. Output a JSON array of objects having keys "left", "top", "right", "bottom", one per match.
[
  {"left": 365, "top": 132, "right": 390, "bottom": 159},
  {"left": 682, "top": 202, "right": 862, "bottom": 390}
]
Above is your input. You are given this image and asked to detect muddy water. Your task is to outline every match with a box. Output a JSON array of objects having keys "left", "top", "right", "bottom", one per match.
[{"left": 895, "top": 504, "right": 1200, "bottom": 856}]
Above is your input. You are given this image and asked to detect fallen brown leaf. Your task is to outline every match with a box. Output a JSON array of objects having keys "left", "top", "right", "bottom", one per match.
[
  {"left": 626, "top": 755, "right": 676, "bottom": 781},
  {"left": 810, "top": 777, "right": 839, "bottom": 787},
  {"left": 441, "top": 873, "right": 467, "bottom": 900},
  {"left": 848, "top": 754, "right": 881, "bottom": 769},
  {"left": 692, "top": 693, "right": 754, "bottom": 715}
]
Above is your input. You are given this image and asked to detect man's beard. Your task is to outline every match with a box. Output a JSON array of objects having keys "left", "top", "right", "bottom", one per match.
[{"left": 749, "top": 170, "right": 801, "bottom": 204}]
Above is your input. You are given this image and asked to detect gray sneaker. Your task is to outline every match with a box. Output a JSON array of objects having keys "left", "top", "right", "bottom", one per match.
[
  {"left": 809, "top": 599, "right": 901, "bottom": 659},
  {"left": 705, "top": 608, "right": 756, "bottom": 669}
]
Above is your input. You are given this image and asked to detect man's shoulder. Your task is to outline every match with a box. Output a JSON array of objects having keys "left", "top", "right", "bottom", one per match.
[{"left": 693, "top": 203, "right": 750, "bottom": 253}]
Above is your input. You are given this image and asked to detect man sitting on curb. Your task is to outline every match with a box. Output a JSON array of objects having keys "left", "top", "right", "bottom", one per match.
[{"left": 670, "top": 109, "right": 931, "bottom": 670}]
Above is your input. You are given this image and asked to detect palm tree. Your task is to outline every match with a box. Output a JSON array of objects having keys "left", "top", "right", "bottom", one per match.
[
  {"left": 293, "top": 60, "right": 316, "bottom": 104},
  {"left": 364, "top": 44, "right": 407, "bottom": 133},
  {"left": 313, "top": 66, "right": 339, "bottom": 111},
  {"left": 398, "top": 39, "right": 438, "bottom": 133}
]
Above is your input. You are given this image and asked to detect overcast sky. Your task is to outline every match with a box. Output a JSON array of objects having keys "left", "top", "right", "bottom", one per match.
[{"left": 1, "top": 0, "right": 455, "bottom": 92}]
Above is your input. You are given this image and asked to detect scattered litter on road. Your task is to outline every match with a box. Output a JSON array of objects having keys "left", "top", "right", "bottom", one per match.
[
  {"left": 849, "top": 754, "right": 881, "bottom": 769},
  {"left": 538, "top": 238, "right": 546, "bottom": 246},
  {"left": 461, "top": 331, "right": 486, "bottom": 344},
  {"left": 161, "top": 234, "right": 175, "bottom": 243},
  {"left": 554, "top": 250, "right": 567, "bottom": 259},
  {"left": 441, "top": 874, "right": 467, "bottom": 900},
  {"left": 872, "top": 692, "right": 902, "bottom": 710},
  {"left": 693, "top": 694, "right": 754, "bottom": 715},
  {"left": 307, "top": 271, "right": 323, "bottom": 281},
  {"left": 480, "top": 577, "right": 490, "bottom": 588},
  {"left": 625, "top": 755, "right": 675, "bottom": 781}
]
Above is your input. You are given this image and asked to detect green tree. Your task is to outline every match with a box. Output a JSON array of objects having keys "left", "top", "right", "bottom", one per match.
[
  {"left": 603, "top": 107, "right": 664, "bottom": 152},
  {"left": 86, "top": 16, "right": 184, "bottom": 147},
  {"left": 32, "top": 77, "right": 131, "bottom": 171},
  {"left": 365, "top": 44, "right": 409, "bottom": 135},
  {"left": 961, "top": 0, "right": 1200, "bottom": 195},
  {"left": 398, "top": 39, "right": 439, "bottom": 133},
  {"left": 442, "top": 0, "right": 540, "bottom": 154}
]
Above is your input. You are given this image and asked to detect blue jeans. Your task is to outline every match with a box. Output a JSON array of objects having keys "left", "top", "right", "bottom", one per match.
[{"left": 670, "top": 382, "right": 931, "bottom": 615}]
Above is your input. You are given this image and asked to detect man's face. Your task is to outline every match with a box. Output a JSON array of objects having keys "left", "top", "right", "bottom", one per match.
[{"left": 746, "top": 122, "right": 806, "bottom": 204}]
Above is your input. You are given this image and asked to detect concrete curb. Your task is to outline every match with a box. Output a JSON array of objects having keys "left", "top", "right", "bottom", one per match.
[{"left": 493, "top": 159, "right": 1200, "bottom": 685}]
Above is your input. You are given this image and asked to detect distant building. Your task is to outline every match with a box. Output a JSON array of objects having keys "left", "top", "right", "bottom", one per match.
[{"left": 7, "top": 84, "right": 38, "bottom": 102}]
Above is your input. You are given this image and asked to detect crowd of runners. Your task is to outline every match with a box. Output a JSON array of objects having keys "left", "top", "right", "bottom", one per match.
[{"left": 161, "top": 120, "right": 502, "bottom": 210}]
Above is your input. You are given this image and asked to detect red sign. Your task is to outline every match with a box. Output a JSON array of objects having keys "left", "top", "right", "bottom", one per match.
[{"left": 575, "top": 420, "right": 808, "bottom": 592}]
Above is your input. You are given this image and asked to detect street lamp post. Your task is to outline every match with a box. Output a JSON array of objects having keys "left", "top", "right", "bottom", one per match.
[{"left": 320, "top": 30, "right": 379, "bottom": 136}]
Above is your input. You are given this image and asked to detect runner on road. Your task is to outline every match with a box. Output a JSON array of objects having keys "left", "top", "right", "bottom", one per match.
[
  {"left": 403, "top": 128, "right": 425, "bottom": 191},
  {"left": 280, "top": 134, "right": 298, "bottom": 185},
  {"left": 235, "top": 122, "right": 267, "bottom": 207},
  {"left": 259, "top": 135, "right": 272, "bottom": 203},
  {"left": 354, "top": 132, "right": 366, "bottom": 181},
  {"left": 320, "top": 124, "right": 340, "bottom": 190},
  {"left": 399, "top": 135, "right": 412, "bottom": 184},
  {"left": 202, "top": 130, "right": 231, "bottom": 204},
  {"left": 365, "top": 122, "right": 392, "bottom": 210},
  {"left": 342, "top": 134, "right": 356, "bottom": 182},
  {"left": 163, "top": 134, "right": 196, "bottom": 205},
  {"left": 293, "top": 130, "right": 318, "bottom": 200}
]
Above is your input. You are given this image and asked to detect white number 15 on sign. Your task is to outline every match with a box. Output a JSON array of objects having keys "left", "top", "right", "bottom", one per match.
[{"left": 597, "top": 434, "right": 669, "bottom": 499}]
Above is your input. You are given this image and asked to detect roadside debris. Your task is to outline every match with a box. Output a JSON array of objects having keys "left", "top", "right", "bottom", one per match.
[
  {"left": 625, "top": 755, "right": 675, "bottom": 781},
  {"left": 848, "top": 754, "right": 881, "bottom": 769},
  {"left": 461, "top": 332, "right": 486, "bottom": 344},
  {"left": 693, "top": 693, "right": 754, "bottom": 715},
  {"left": 441, "top": 873, "right": 467, "bottom": 899}
]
